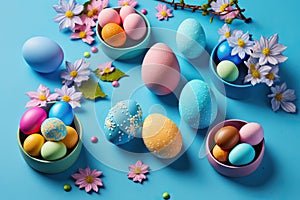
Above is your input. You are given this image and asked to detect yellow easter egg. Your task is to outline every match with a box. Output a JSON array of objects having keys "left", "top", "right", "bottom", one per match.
[
  {"left": 101, "top": 23, "right": 127, "bottom": 47},
  {"left": 23, "top": 133, "right": 45, "bottom": 157},
  {"left": 60, "top": 126, "right": 79, "bottom": 149}
]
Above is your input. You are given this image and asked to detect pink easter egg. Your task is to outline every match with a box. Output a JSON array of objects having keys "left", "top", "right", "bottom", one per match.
[
  {"left": 98, "top": 8, "right": 121, "bottom": 27},
  {"left": 239, "top": 122, "right": 264, "bottom": 145},
  {"left": 123, "top": 13, "right": 146, "bottom": 41},
  {"left": 119, "top": 6, "right": 135, "bottom": 22},
  {"left": 20, "top": 107, "right": 47, "bottom": 135}
]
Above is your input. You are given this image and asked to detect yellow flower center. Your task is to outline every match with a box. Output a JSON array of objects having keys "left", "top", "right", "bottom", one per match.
[
  {"left": 134, "top": 167, "right": 141, "bottom": 174},
  {"left": 92, "top": 8, "right": 98, "bottom": 15},
  {"left": 224, "top": 32, "right": 231, "bottom": 38},
  {"left": 65, "top": 10, "right": 74, "bottom": 18},
  {"left": 87, "top": 11, "right": 93, "bottom": 18},
  {"left": 85, "top": 176, "right": 94, "bottom": 183},
  {"left": 262, "top": 47, "right": 270, "bottom": 56},
  {"left": 275, "top": 93, "right": 283, "bottom": 101},
  {"left": 161, "top": 11, "right": 167, "bottom": 17},
  {"left": 62, "top": 95, "right": 71, "bottom": 102},
  {"left": 251, "top": 70, "right": 260, "bottom": 78},
  {"left": 237, "top": 39, "right": 245, "bottom": 47},
  {"left": 79, "top": 31, "right": 86, "bottom": 38},
  {"left": 266, "top": 73, "right": 275, "bottom": 80},
  {"left": 70, "top": 70, "right": 78, "bottom": 78},
  {"left": 220, "top": 4, "right": 229, "bottom": 12},
  {"left": 103, "top": 68, "right": 111, "bottom": 74},
  {"left": 122, "top": 2, "right": 129, "bottom": 6},
  {"left": 39, "top": 94, "right": 47, "bottom": 101},
  {"left": 249, "top": 64, "right": 255, "bottom": 71}
]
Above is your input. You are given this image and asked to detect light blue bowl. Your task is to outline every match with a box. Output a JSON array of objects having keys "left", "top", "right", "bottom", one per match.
[{"left": 96, "top": 8, "right": 151, "bottom": 60}]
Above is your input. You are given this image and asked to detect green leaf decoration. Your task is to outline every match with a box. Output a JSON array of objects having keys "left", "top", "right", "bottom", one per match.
[
  {"left": 94, "top": 68, "right": 128, "bottom": 82},
  {"left": 77, "top": 78, "right": 107, "bottom": 100}
]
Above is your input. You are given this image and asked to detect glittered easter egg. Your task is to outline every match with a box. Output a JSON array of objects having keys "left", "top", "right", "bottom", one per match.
[
  {"left": 142, "top": 43, "right": 180, "bottom": 95},
  {"left": 104, "top": 100, "right": 143, "bottom": 145},
  {"left": 123, "top": 13, "right": 146, "bottom": 40},
  {"left": 41, "top": 141, "right": 67, "bottom": 161},
  {"left": 41, "top": 118, "right": 67, "bottom": 141},
  {"left": 61, "top": 126, "right": 79, "bottom": 149},
  {"left": 22, "top": 36, "right": 64, "bottom": 73},
  {"left": 239, "top": 122, "right": 264, "bottom": 146},
  {"left": 179, "top": 80, "right": 217, "bottom": 129},
  {"left": 212, "top": 145, "right": 229, "bottom": 163},
  {"left": 101, "top": 23, "right": 127, "bottom": 47},
  {"left": 217, "top": 40, "right": 243, "bottom": 65},
  {"left": 214, "top": 126, "right": 240, "bottom": 150},
  {"left": 229, "top": 143, "right": 255, "bottom": 166},
  {"left": 120, "top": 6, "right": 136, "bottom": 22},
  {"left": 23, "top": 133, "right": 45, "bottom": 157},
  {"left": 49, "top": 101, "right": 74, "bottom": 126},
  {"left": 142, "top": 114, "right": 182, "bottom": 159},
  {"left": 20, "top": 107, "right": 47, "bottom": 135},
  {"left": 98, "top": 8, "right": 121, "bottom": 27},
  {"left": 176, "top": 18, "right": 206, "bottom": 59},
  {"left": 216, "top": 60, "right": 239, "bottom": 82}
]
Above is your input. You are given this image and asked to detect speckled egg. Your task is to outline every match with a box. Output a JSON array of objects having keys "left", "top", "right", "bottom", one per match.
[
  {"left": 49, "top": 101, "right": 74, "bottom": 126},
  {"left": 142, "top": 43, "right": 180, "bottom": 95},
  {"left": 123, "top": 13, "right": 146, "bottom": 40},
  {"left": 41, "top": 141, "right": 67, "bottom": 161},
  {"left": 61, "top": 126, "right": 79, "bottom": 149},
  {"left": 229, "top": 143, "right": 255, "bottom": 166},
  {"left": 176, "top": 18, "right": 206, "bottom": 59},
  {"left": 179, "top": 80, "right": 217, "bottom": 129},
  {"left": 98, "top": 8, "right": 121, "bottom": 27},
  {"left": 101, "top": 23, "right": 127, "bottom": 47},
  {"left": 41, "top": 118, "right": 67, "bottom": 141},
  {"left": 23, "top": 133, "right": 45, "bottom": 157},
  {"left": 239, "top": 122, "right": 264, "bottom": 146},
  {"left": 142, "top": 114, "right": 182, "bottom": 159},
  {"left": 20, "top": 107, "right": 47, "bottom": 135},
  {"left": 119, "top": 6, "right": 135, "bottom": 22},
  {"left": 104, "top": 100, "right": 143, "bottom": 145},
  {"left": 217, "top": 40, "right": 245, "bottom": 65}
]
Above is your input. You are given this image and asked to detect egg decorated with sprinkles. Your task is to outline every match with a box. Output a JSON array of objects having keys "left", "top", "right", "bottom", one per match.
[
  {"left": 41, "top": 118, "right": 67, "bottom": 141},
  {"left": 104, "top": 100, "right": 143, "bottom": 145}
]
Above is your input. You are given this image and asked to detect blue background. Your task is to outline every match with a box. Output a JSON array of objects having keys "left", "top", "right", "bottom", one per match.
[{"left": 1, "top": 0, "right": 299, "bottom": 199}]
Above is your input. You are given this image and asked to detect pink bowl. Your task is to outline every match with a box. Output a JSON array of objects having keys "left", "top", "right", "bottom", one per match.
[{"left": 206, "top": 119, "right": 265, "bottom": 177}]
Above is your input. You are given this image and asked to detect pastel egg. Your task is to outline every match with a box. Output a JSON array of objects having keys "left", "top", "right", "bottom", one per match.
[
  {"left": 123, "top": 13, "right": 146, "bottom": 40},
  {"left": 142, "top": 43, "right": 180, "bottom": 95},
  {"left": 23, "top": 133, "right": 45, "bottom": 157},
  {"left": 217, "top": 40, "right": 244, "bottom": 65},
  {"left": 61, "top": 126, "right": 79, "bottom": 149},
  {"left": 22, "top": 36, "right": 64, "bottom": 73},
  {"left": 41, "top": 118, "right": 67, "bottom": 141},
  {"left": 214, "top": 126, "right": 239, "bottom": 150},
  {"left": 41, "top": 141, "right": 67, "bottom": 161},
  {"left": 104, "top": 100, "right": 143, "bottom": 145},
  {"left": 212, "top": 145, "right": 229, "bottom": 163},
  {"left": 120, "top": 6, "right": 135, "bottom": 22},
  {"left": 176, "top": 18, "right": 206, "bottom": 59},
  {"left": 98, "top": 8, "right": 121, "bottom": 27},
  {"left": 216, "top": 60, "right": 239, "bottom": 82},
  {"left": 20, "top": 107, "right": 47, "bottom": 135},
  {"left": 142, "top": 114, "right": 182, "bottom": 159},
  {"left": 229, "top": 143, "right": 255, "bottom": 166},
  {"left": 179, "top": 80, "right": 217, "bottom": 129},
  {"left": 239, "top": 122, "right": 264, "bottom": 145},
  {"left": 49, "top": 101, "right": 74, "bottom": 126},
  {"left": 101, "top": 23, "right": 127, "bottom": 47}
]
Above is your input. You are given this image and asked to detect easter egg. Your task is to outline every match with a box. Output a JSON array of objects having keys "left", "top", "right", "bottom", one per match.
[
  {"left": 49, "top": 101, "right": 74, "bottom": 126},
  {"left": 101, "top": 23, "right": 127, "bottom": 47},
  {"left": 123, "top": 13, "right": 146, "bottom": 40},
  {"left": 61, "top": 126, "right": 79, "bottom": 149},
  {"left": 23, "top": 133, "right": 45, "bottom": 157},
  {"left": 216, "top": 60, "right": 239, "bottom": 82},
  {"left": 41, "top": 118, "right": 67, "bottom": 141},
  {"left": 120, "top": 6, "right": 135, "bottom": 22},
  {"left": 214, "top": 126, "right": 240, "bottom": 150},
  {"left": 142, "top": 114, "right": 182, "bottom": 159},
  {"left": 142, "top": 43, "right": 180, "bottom": 95},
  {"left": 41, "top": 141, "right": 67, "bottom": 161},
  {"left": 239, "top": 122, "right": 264, "bottom": 145},
  {"left": 98, "top": 8, "right": 121, "bottom": 27},
  {"left": 176, "top": 18, "right": 206, "bottom": 59},
  {"left": 229, "top": 143, "right": 255, "bottom": 166},
  {"left": 212, "top": 145, "right": 229, "bottom": 163},
  {"left": 104, "top": 100, "right": 143, "bottom": 145},
  {"left": 217, "top": 40, "right": 243, "bottom": 65},
  {"left": 20, "top": 107, "right": 47, "bottom": 135},
  {"left": 22, "top": 36, "right": 64, "bottom": 73},
  {"left": 179, "top": 80, "right": 217, "bottom": 129}
]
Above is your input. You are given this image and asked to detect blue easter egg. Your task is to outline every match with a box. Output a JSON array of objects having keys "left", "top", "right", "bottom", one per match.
[
  {"left": 229, "top": 143, "right": 255, "bottom": 166},
  {"left": 104, "top": 100, "right": 143, "bottom": 145},
  {"left": 22, "top": 36, "right": 64, "bottom": 73},
  {"left": 49, "top": 102, "right": 74, "bottom": 126},
  {"left": 217, "top": 40, "right": 243, "bottom": 65},
  {"left": 179, "top": 80, "right": 217, "bottom": 129},
  {"left": 176, "top": 18, "right": 206, "bottom": 59}
]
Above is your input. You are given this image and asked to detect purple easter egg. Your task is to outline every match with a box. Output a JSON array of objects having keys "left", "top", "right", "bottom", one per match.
[
  {"left": 239, "top": 122, "right": 264, "bottom": 146},
  {"left": 20, "top": 107, "right": 47, "bottom": 135}
]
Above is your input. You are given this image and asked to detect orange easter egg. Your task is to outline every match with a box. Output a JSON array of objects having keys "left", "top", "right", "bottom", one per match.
[
  {"left": 23, "top": 133, "right": 45, "bottom": 157},
  {"left": 60, "top": 126, "right": 79, "bottom": 149},
  {"left": 101, "top": 23, "right": 126, "bottom": 47}
]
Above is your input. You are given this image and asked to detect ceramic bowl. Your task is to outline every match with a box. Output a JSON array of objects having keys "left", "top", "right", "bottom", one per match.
[
  {"left": 17, "top": 104, "right": 82, "bottom": 174},
  {"left": 96, "top": 7, "right": 151, "bottom": 60},
  {"left": 206, "top": 119, "right": 265, "bottom": 177}
]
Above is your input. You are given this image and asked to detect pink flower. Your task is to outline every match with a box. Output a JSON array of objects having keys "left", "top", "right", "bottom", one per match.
[
  {"left": 127, "top": 160, "right": 149, "bottom": 183},
  {"left": 220, "top": 6, "right": 238, "bottom": 20},
  {"left": 25, "top": 84, "right": 59, "bottom": 108},
  {"left": 70, "top": 24, "right": 94, "bottom": 44},
  {"left": 98, "top": 61, "right": 114, "bottom": 75},
  {"left": 118, "top": 0, "right": 138, "bottom": 7},
  {"left": 86, "top": 0, "right": 107, "bottom": 20},
  {"left": 71, "top": 167, "right": 103, "bottom": 193},
  {"left": 80, "top": 14, "right": 96, "bottom": 27},
  {"left": 55, "top": 85, "right": 82, "bottom": 108},
  {"left": 155, "top": 4, "right": 173, "bottom": 21}
]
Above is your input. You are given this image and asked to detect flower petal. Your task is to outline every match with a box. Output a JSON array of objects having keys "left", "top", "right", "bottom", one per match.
[
  {"left": 281, "top": 101, "right": 296, "bottom": 113},
  {"left": 271, "top": 98, "right": 280, "bottom": 111}
]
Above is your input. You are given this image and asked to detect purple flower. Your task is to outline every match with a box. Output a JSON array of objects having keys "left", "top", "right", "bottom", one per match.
[
  {"left": 97, "top": 61, "right": 114, "bottom": 75},
  {"left": 268, "top": 82, "right": 296, "bottom": 113},
  {"left": 155, "top": 4, "right": 173, "bottom": 21},
  {"left": 220, "top": 6, "right": 238, "bottom": 20},
  {"left": 264, "top": 66, "right": 280, "bottom": 86},
  {"left": 251, "top": 34, "right": 288, "bottom": 65},
  {"left": 25, "top": 84, "right": 59, "bottom": 108},
  {"left": 55, "top": 85, "right": 82, "bottom": 108},
  {"left": 244, "top": 64, "right": 271, "bottom": 86},
  {"left": 218, "top": 24, "right": 232, "bottom": 42},
  {"left": 61, "top": 58, "right": 91, "bottom": 87},
  {"left": 228, "top": 30, "right": 254, "bottom": 59},
  {"left": 53, "top": 0, "right": 84, "bottom": 31},
  {"left": 72, "top": 167, "right": 103, "bottom": 193},
  {"left": 127, "top": 160, "right": 149, "bottom": 183},
  {"left": 118, "top": 0, "right": 138, "bottom": 7},
  {"left": 70, "top": 24, "right": 95, "bottom": 44}
]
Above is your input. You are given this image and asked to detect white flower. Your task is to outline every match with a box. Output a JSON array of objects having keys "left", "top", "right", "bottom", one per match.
[
  {"left": 244, "top": 64, "right": 272, "bottom": 85},
  {"left": 228, "top": 30, "right": 254, "bottom": 59}
]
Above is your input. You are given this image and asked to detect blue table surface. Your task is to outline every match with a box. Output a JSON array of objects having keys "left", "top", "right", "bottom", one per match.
[{"left": 1, "top": 0, "right": 299, "bottom": 199}]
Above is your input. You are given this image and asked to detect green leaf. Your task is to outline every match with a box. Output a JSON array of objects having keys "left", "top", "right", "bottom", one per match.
[
  {"left": 209, "top": 16, "right": 214, "bottom": 23},
  {"left": 93, "top": 68, "right": 128, "bottom": 82},
  {"left": 77, "top": 78, "right": 107, "bottom": 100}
]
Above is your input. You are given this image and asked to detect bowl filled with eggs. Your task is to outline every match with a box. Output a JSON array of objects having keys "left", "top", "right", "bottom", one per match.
[
  {"left": 17, "top": 102, "right": 82, "bottom": 174},
  {"left": 96, "top": 6, "right": 151, "bottom": 60},
  {"left": 206, "top": 119, "right": 265, "bottom": 177}
]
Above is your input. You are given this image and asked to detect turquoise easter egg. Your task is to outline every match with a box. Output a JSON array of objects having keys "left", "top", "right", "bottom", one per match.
[
  {"left": 179, "top": 80, "right": 217, "bottom": 129},
  {"left": 49, "top": 102, "right": 74, "bottom": 126},
  {"left": 229, "top": 143, "right": 255, "bottom": 166},
  {"left": 217, "top": 40, "right": 243, "bottom": 65},
  {"left": 41, "top": 118, "right": 67, "bottom": 141},
  {"left": 104, "top": 100, "right": 143, "bottom": 145}
]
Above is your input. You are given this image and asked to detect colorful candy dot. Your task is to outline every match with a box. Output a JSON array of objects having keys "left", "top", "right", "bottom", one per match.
[
  {"left": 91, "top": 136, "right": 98, "bottom": 143},
  {"left": 64, "top": 184, "right": 72, "bottom": 192},
  {"left": 91, "top": 46, "right": 98, "bottom": 53},
  {"left": 162, "top": 192, "right": 170, "bottom": 199},
  {"left": 84, "top": 52, "right": 91, "bottom": 58},
  {"left": 112, "top": 81, "right": 119, "bottom": 87},
  {"left": 141, "top": 9, "right": 147, "bottom": 15}
]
